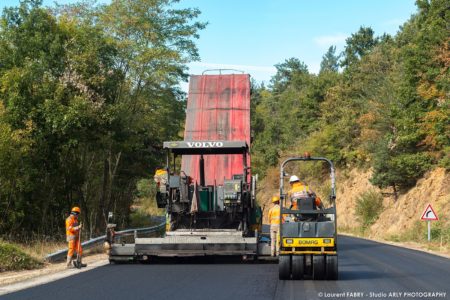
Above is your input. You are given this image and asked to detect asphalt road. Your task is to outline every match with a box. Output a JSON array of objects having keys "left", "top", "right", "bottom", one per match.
[{"left": 2, "top": 236, "right": 449, "bottom": 300}]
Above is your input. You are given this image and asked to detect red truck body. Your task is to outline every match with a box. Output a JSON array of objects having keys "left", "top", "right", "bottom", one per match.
[{"left": 181, "top": 74, "right": 251, "bottom": 185}]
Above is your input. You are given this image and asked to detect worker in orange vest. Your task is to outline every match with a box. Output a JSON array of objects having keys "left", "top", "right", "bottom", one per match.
[
  {"left": 268, "top": 196, "right": 282, "bottom": 257},
  {"left": 288, "top": 175, "right": 323, "bottom": 210},
  {"left": 66, "top": 206, "right": 86, "bottom": 268}
]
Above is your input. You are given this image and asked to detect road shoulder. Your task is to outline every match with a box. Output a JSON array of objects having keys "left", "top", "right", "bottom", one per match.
[
  {"left": 340, "top": 232, "right": 450, "bottom": 259},
  {"left": 0, "top": 254, "right": 109, "bottom": 296}
]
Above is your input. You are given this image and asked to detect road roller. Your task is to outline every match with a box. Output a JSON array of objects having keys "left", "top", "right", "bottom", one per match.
[{"left": 278, "top": 155, "right": 338, "bottom": 280}]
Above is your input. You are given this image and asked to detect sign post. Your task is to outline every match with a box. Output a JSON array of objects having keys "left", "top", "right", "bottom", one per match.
[{"left": 420, "top": 204, "right": 438, "bottom": 242}]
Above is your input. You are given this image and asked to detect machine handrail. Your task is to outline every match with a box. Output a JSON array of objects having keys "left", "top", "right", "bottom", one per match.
[
  {"left": 202, "top": 69, "right": 245, "bottom": 75},
  {"left": 280, "top": 207, "right": 336, "bottom": 215},
  {"left": 279, "top": 157, "right": 336, "bottom": 199}
]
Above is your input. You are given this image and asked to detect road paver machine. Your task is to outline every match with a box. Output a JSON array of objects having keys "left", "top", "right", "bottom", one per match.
[{"left": 278, "top": 155, "right": 338, "bottom": 280}]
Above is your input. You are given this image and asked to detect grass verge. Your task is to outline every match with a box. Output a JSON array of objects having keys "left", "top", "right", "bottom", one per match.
[
  {"left": 0, "top": 240, "right": 44, "bottom": 272},
  {"left": 386, "top": 221, "right": 450, "bottom": 254},
  {"left": 340, "top": 221, "right": 450, "bottom": 256}
]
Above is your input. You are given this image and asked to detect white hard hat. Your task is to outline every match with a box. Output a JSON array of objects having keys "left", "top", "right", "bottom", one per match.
[{"left": 289, "top": 175, "right": 299, "bottom": 183}]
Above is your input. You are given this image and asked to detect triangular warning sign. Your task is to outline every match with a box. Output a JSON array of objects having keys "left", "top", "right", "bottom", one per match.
[{"left": 421, "top": 204, "right": 439, "bottom": 221}]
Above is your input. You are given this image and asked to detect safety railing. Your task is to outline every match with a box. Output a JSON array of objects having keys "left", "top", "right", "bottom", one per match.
[{"left": 44, "top": 221, "right": 165, "bottom": 262}]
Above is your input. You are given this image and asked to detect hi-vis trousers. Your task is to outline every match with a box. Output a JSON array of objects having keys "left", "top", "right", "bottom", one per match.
[{"left": 270, "top": 224, "right": 280, "bottom": 256}]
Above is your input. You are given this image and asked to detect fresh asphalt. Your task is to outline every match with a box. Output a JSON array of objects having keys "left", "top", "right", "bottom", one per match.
[{"left": 2, "top": 236, "right": 449, "bottom": 300}]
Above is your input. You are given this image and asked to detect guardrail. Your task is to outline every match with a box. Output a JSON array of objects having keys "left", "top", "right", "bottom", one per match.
[{"left": 44, "top": 221, "right": 165, "bottom": 262}]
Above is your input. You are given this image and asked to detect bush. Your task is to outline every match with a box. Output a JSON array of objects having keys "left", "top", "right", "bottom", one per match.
[
  {"left": 438, "top": 147, "right": 450, "bottom": 170},
  {"left": 129, "top": 179, "right": 164, "bottom": 228},
  {"left": 355, "top": 190, "right": 384, "bottom": 230},
  {"left": 388, "top": 221, "right": 450, "bottom": 246},
  {"left": 403, "top": 221, "right": 426, "bottom": 242},
  {"left": 0, "top": 240, "right": 43, "bottom": 272},
  {"left": 135, "top": 178, "right": 164, "bottom": 216},
  {"left": 129, "top": 210, "right": 154, "bottom": 228},
  {"left": 371, "top": 151, "right": 433, "bottom": 190},
  {"left": 430, "top": 221, "right": 450, "bottom": 242}
]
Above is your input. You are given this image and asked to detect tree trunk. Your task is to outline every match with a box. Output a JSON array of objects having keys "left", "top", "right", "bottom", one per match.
[
  {"left": 98, "top": 158, "right": 109, "bottom": 232},
  {"left": 105, "top": 151, "right": 122, "bottom": 225}
]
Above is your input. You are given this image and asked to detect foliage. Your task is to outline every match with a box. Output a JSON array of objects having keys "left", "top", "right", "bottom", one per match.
[
  {"left": 355, "top": 190, "right": 384, "bottom": 230},
  {"left": 0, "top": 240, "right": 43, "bottom": 271},
  {"left": 388, "top": 220, "right": 450, "bottom": 246},
  {"left": 320, "top": 46, "right": 340, "bottom": 74},
  {"left": 370, "top": 149, "right": 432, "bottom": 191},
  {"left": 251, "top": 0, "right": 449, "bottom": 194},
  {"left": 251, "top": 57, "right": 337, "bottom": 176},
  {"left": 136, "top": 178, "right": 164, "bottom": 214},
  {"left": 430, "top": 221, "right": 450, "bottom": 241},
  {"left": 0, "top": 0, "right": 448, "bottom": 239},
  {"left": 0, "top": 0, "right": 204, "bottom": 237},
  {"left": 129, "top": 210, "right": 153, "bottom": 228},
  {"left": 340, "top": 26, "right": 379, "bottom": 69}
]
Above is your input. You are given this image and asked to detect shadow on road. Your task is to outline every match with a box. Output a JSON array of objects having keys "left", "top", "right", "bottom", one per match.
[{"left": 111, "top": 256, "right": 278, "bottom": 265}]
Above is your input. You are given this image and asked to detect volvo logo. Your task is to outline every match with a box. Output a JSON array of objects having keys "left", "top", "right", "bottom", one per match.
[{"left": 187, "top": 141, "right": 224, "bottom": 148}]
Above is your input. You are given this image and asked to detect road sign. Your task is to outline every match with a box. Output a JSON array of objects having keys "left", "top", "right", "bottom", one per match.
[
  {"left": 421, "top": 204, "right": 439, "bottom": 221},
  {"left": 421, "top": 204, "right": 438, "bottom": 242}
]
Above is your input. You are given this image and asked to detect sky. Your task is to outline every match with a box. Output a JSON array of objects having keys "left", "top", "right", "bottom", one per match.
[
  {"left": 1, "top": 0, "right": 418, "bottom": 89},
  {"left": 178, "top": 0, "right": 417, "bottom": 85}
]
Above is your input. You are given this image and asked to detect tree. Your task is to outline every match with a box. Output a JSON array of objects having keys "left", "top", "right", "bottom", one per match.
[
  {"left": 270, "top": 57, "right": 309, "bottom": 92},
  {"left": 369, "top": 0, "right": 450, "bottom": 192},
  {"left": 0, "top": 0, "right": 204, "bottom": 237},
  {"left": 320, "top": 45, "right": 340, "bottom": 73},
  {"left": 340, "top": 26, "right": 379, "bottom": 68},
  {"left": 252, "top": 0, "right": 447, "bottom": 194}
]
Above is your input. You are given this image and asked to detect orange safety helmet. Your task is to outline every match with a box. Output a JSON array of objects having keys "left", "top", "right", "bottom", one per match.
[
  {"left": 71, "top": 206, "right": 81, "bottom": 214},
  {"left": 271, "top": 196, "right": 280, "bottom": 203}
]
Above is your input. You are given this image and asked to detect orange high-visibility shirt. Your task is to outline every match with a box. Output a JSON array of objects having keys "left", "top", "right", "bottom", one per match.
[
  {"left": 66, "top": 215, "right": 79, "bottom": 240},
  {"left": 289, "top": 182, "right": 310, "bottom": 198},
  {"left": 315, "top": 196, "right": 322, "bottom": 207},
  {"left": 289, "top": 182, "right": 311, "bottom": 209}
]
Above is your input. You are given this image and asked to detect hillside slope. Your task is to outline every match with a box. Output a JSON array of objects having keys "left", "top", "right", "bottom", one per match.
[
  {"left": 369, "top": 168, "right": 449, "bottom": 239},
  {"left": 257, "top": 167, "right": 449, "bottom": 243}
]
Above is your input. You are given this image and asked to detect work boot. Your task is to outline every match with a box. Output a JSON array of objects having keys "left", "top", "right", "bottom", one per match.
[
  {"left": 79, "top": 258, "right": 87, "bottom": 268},
  {"left": 73, "top": 259, "right": 87, "bottom": 268},
  {"left": 66, "top": 256, "right": 73, "bottom": 269}
]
